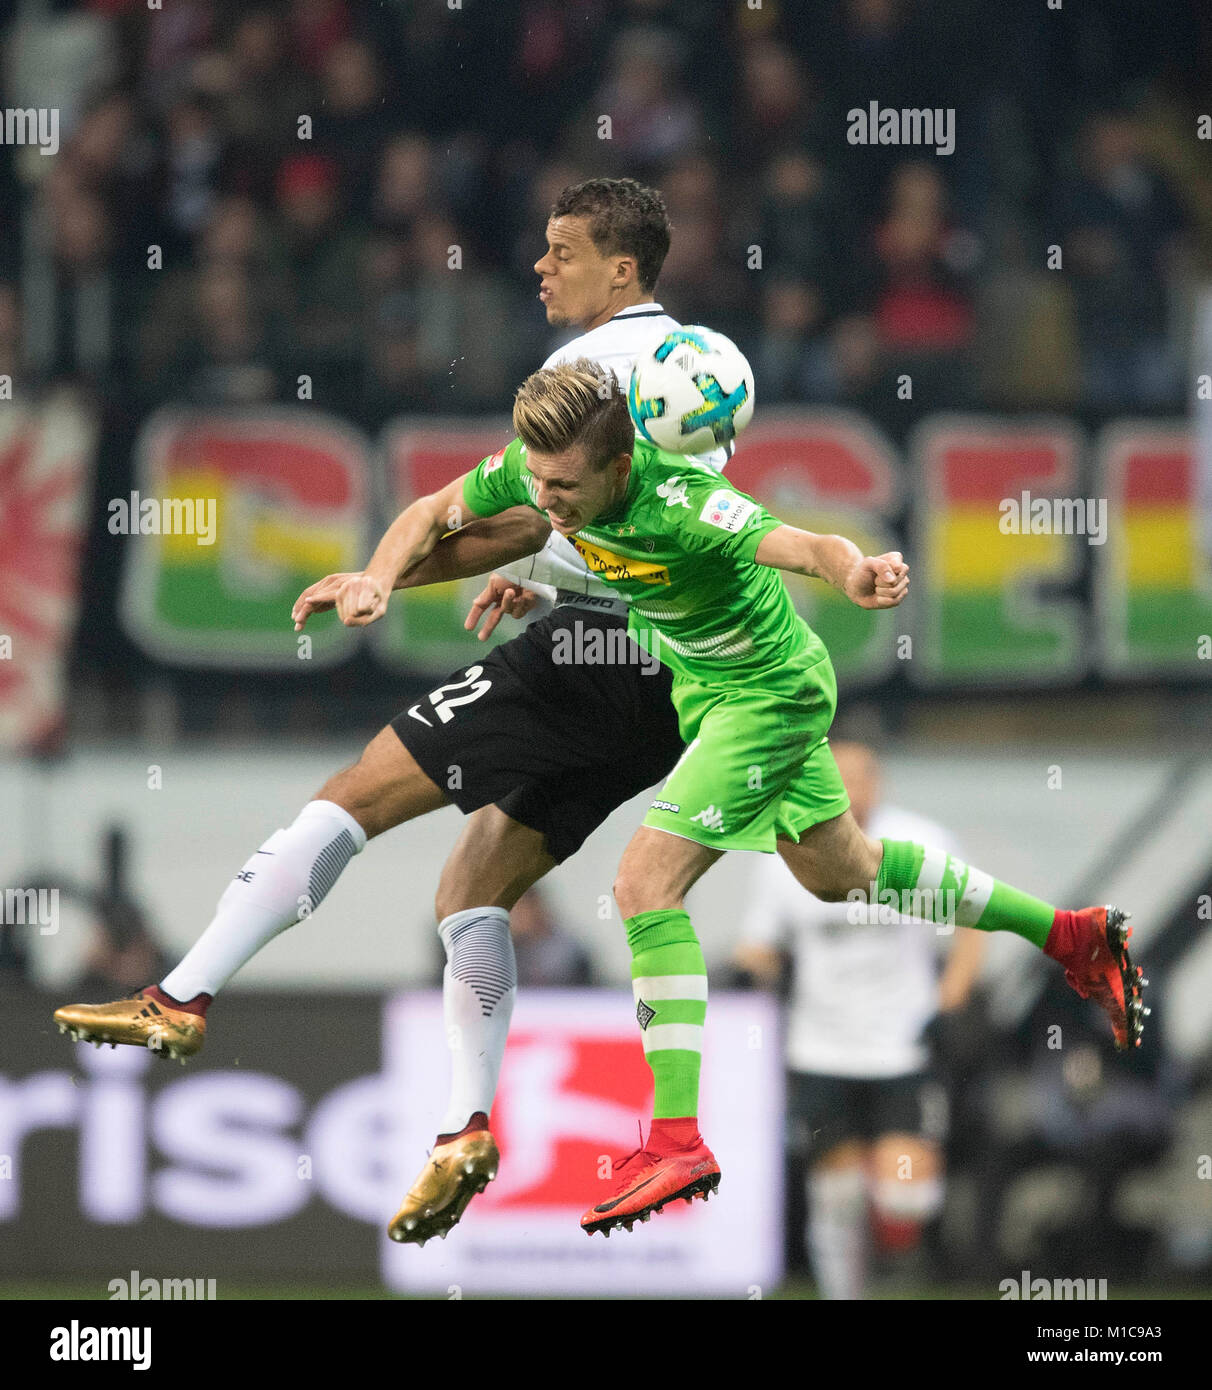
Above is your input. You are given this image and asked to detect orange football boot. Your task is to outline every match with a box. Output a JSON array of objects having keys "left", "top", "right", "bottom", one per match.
[
  {"left": 581, "top": 1136, "right": 720, "bottom": 1237},
  {"left": 1052, "top": 906, "right": 1148, "bottom": 1050}
]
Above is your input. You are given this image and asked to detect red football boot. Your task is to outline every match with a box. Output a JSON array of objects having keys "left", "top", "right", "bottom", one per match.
[
  {"left": 1045, "top": 905, "right": 1149, "bottom": 1050},
  {"left": 581, "top": 1128, "right": 720, "bottom": 1237}
]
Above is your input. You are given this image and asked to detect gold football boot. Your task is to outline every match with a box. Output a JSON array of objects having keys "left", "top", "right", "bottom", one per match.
[
  {"left": 388, "top": 1123, "right": 499, "bottom": 1247},
  {"left": 53, "top": 989, "right": 206, "bottom": 1063}
]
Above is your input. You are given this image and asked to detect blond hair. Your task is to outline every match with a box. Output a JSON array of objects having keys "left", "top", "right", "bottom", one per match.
[{"left": 512, "top": 358, "right": 634, "bottom": 470}]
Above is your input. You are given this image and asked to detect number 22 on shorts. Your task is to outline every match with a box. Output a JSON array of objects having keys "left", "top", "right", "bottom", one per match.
[{"left": 406, "top": 666, "right": 493, "bottom": 727}]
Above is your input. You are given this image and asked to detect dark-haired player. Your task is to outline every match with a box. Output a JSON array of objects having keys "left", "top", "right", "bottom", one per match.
[{"left": 53, "top": 178, "right": 729, "bottom": 1244}]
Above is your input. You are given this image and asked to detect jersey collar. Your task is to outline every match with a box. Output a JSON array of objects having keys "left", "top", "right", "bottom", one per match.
[{"left": 608, "top": 303, "right": 666, "bottom": 323}]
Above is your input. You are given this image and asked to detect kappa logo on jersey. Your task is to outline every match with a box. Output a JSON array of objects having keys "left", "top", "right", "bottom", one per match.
[
  {"left": 483, "top": 448, "right": 506, "bottom": 475},
  {"left": 700, "top": 490, "right": 756, "bottom": 533},
  {"left": 569, "top": 535, "right": 670, "bottom": 585},
  {"left": 650, "top": 799, "right": 681, "bottom": 814},
  {"left": 690, "top": 805, "right": 726, "bottom": 831},
  {"left": 657, "top": 476, "right": 691, "bottom": 509},
  {"left": 635, "top": 999, "right": 657, "bottom": 1031}
]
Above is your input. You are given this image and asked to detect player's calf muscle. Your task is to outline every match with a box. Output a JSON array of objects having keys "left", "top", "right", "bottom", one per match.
[
  {"left": 779, "top": 814, "right": 883, "bottom": 900},
  {"left": 434, "top": 808, "right": 555, "bottom": 918},
  {"left": 316, "top": 726, "right": 447, "bottom": 840}
]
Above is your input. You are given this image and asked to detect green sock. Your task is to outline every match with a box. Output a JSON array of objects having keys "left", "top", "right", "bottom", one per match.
[
  {"left": 876, "top": 838, "right": 1057, "bottom": 949},
  {"left": 625, "top": 909, "right": 707, "bottom": 1119}
]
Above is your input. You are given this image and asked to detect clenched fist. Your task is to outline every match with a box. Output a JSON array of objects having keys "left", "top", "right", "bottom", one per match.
[
  {"left": 842, "top": 552, "right": 910, "bottom": 609},
  {"left": 292, "top": 572, "right": 389, "bottom": 631}
]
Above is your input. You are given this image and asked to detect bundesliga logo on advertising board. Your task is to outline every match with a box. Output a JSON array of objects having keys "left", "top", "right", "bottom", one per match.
[{"left": 384, "top": 992, "right": 783, "bottom": 1295}]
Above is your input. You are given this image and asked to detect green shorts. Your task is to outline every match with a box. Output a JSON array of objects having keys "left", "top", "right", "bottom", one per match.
[{"left": 642, "top": 655, "right": 850, "bottom": 853}]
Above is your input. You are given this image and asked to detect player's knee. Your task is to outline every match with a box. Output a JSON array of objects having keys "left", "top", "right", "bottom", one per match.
[
  {"left": 314, "top": 771, "right": 373, "bottom": 836},
  {"left": 613, "top": 865, "right": 664, "bottom": 920},
  {"left": 315, "top": 764, "right": 352, "bottom": 807},
  {"left": 433, "top": 883, "right": 460, "bottom": 923},
  {"left": 436, "top": 844, "right": 485, "bottom": 920},
  {"left": 869, "top": 1174, "right": 944, "bottom": 1251},
  {"left": 612, "top": 872, "right": 639, "bottom": 920},
  {"left": 329, "top": 794, "right": 388, "bottom": 842},
  {"left": 859, "top": 832, "right": 885, "bottom": 881}
]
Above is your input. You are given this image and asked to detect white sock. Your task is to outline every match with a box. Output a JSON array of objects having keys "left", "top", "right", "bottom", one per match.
[
  {"left": 871, "top": 1175, "right": 944, "bottom": 1223},
  {"left": 808, "top": 1166, "right": 869, "bottom": 1300},
  {"left": 435, "top": 907, "right": 516, "bottom": 1136},
  {"left": 160, "top": 800, "right": 366, "bottom": 1000}
]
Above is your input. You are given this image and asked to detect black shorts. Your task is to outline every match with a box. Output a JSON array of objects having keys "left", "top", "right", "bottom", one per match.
[
  {"left": 390, "top": 606, "right": 683, "bottom": 863},
  {"left": 787, "top": 1070, "right": 946, "bottom": 1157}
]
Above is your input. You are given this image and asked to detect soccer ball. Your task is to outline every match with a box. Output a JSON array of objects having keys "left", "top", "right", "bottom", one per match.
[{"left": 628, "top": 325, "right": 755, "bottom": 455}]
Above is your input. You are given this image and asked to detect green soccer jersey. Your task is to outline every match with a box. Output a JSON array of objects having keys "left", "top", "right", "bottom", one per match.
[{"left": 462, "top": 436, "right": 829, "bottom": 687}]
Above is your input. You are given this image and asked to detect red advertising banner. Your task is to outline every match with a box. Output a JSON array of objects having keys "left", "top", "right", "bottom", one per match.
[
  {"left": 383, "top": 991, "right": 784, "bottom": 1296},
  {"left": 0, "top": 989, "right": 784, "bottom": 1294}
]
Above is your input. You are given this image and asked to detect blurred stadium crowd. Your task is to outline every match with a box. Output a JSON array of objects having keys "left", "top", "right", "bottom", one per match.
[
  {"left": 2, "top": 0, "right": 1210, "bottom": 1297},
  {"left": 1, "top": 0, "right": 1209, "bottom": 433}
]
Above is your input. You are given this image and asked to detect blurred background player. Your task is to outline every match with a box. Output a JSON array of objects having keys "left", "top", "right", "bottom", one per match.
[
  {"left": 734, "top": 740, "right": 985, "bottom": 1299},
  {"left": 508, "top": 887, "right": 596, "bottom": 988}
]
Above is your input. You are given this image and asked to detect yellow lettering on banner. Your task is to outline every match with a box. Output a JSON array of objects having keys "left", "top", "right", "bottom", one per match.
[
  {"left": 1122, "top": 511, "right": 1193, "bottom": 587},
  {"left": 160, "top": 469, "right": 226, "bottom": 561},
  {"left": 570, "top": 536, "right": 670, "bottom": 585},
  {"left": 157, "top": 465, "right": 354, "bottom": 571},
  {"left": 938, "top": 512, "right": 1063, "bottom": 586},
  {"left": 250, "top": 517, "right": 353, "bottom": 574}
]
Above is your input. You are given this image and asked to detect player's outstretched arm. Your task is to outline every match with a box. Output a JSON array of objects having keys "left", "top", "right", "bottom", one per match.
[
  {"left": 393, "top": 507, "right": 551, "bottom": 591},
  {"left": 754, "top": 525, "right": 910, "bottom": 609},
  {"left": 292, "top": 474, "right": 482, "bottom": 631}
]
